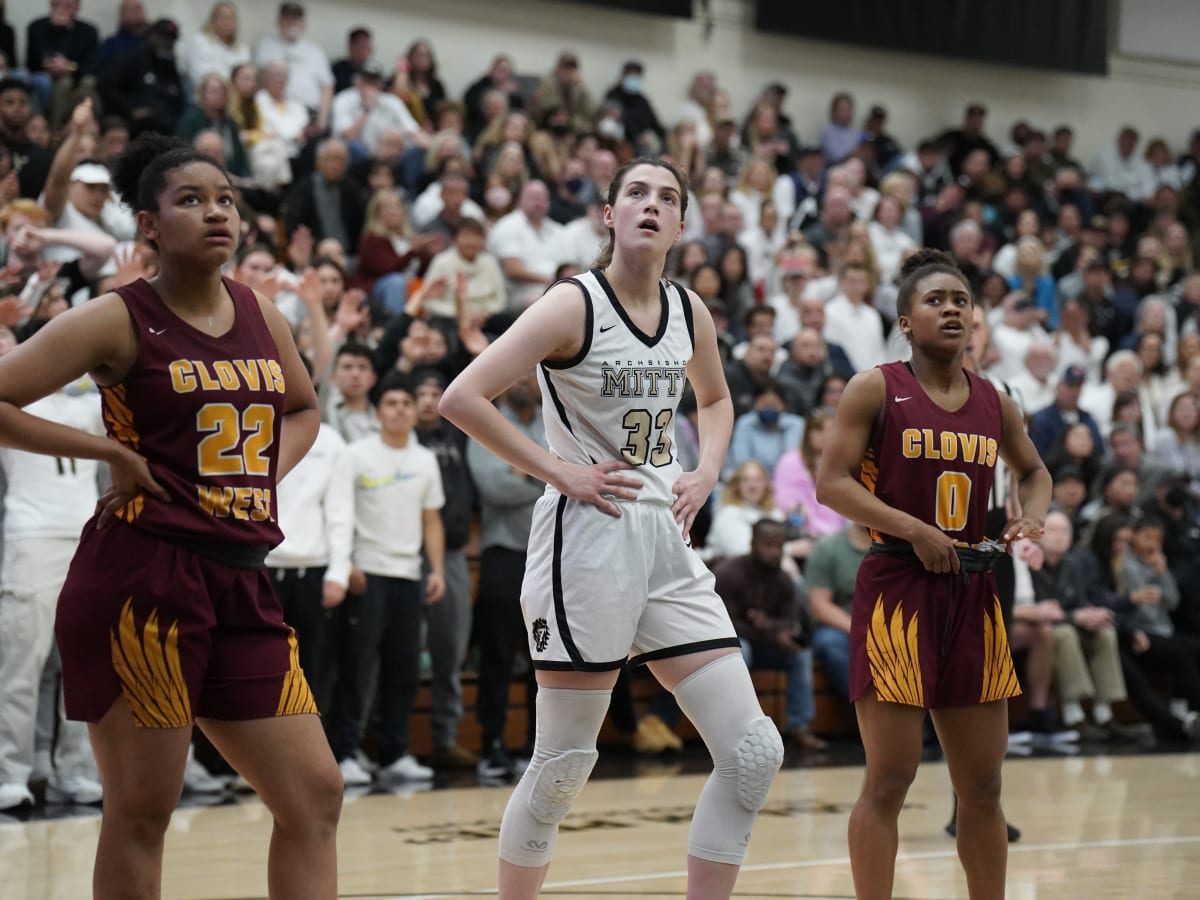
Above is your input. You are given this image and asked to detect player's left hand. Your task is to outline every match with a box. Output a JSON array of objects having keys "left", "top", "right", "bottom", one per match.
[
  {"left": 671, "top": 470, "right": 715, "bottom": 536},
  {"left": 425, "top": 572, "right": 446, "bottom": 604},
  {"left": 1001, "top": 516, "right": 1044, "bottom": 543}
]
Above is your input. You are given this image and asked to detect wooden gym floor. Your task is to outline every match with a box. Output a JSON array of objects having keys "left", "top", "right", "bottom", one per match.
[{"left": 1, "top": 745, "right": 1197, "bottom": 899}]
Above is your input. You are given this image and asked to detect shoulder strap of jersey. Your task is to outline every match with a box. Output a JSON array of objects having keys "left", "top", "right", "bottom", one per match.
[
  {"left": 541, "top": 276, "right": 593, "bottom": 371},
  {"left": 671, "top": 280, "right": 695, "bottom": 349}
]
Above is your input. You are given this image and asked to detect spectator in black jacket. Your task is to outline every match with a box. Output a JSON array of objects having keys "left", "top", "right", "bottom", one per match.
[
  {"left": 99, "top": 18, "right": 182, "bottom": 138},
  {"left": 284, "top": 138, "right": 367, "bottom": 253},
  {"left": 604, "top": 60, "right": 665, "bottom": 156},
  {"left": 0, "top": 78, "right": 51, "bottom": 198},
  {"left": 412, "top": 368, "right": 478, "bottom": 770},
  {"left": 24, "top": 0, "right": 99, "bottom": 123}
]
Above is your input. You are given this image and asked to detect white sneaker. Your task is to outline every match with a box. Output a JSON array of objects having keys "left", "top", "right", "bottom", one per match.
[
  {"left": 379, "top": 754, "right": 433, "bottom": 781},
  {"left": 31, "top": 751, "right": 52, "bottom": 783},
  {"left": 0, "top": 782, "right": 33, "bottom": 811},
  {"left": 338, "top": 757, "right": 372, "bottom": 787},
  {"left": 183, "top": 755, "right": 227, "bottom": 794},
  {"left": 46, "top": 774, "right": 103, "bottom": 805}
]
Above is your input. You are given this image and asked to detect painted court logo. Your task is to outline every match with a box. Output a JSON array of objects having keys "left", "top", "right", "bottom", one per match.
[{"left": 532, "top": 618, "right": 550, "bottom": 652}]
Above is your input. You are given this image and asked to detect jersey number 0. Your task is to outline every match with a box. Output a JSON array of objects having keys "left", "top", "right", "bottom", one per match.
[{"left": 935, "top": 471, "right": 971, "bottom": 532}]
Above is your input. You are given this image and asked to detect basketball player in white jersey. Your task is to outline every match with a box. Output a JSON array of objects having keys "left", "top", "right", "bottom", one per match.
[
  {"left": 0, "top": 371, "right": 104, "bottom": 810},
  {"left": 441, "top": 159, "right": 783, "bottom": 900}
]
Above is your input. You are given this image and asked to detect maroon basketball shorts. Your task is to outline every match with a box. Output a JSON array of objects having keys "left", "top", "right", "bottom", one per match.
[
  {"left": 849, "top": 552, "right": 1022, "bottom": 709},
  {"left": 56, "top": 520, "right": 317, "bottom": 727}
]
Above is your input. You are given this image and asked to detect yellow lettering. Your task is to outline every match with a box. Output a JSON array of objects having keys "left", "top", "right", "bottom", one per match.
[
  {"left": 902, "top": 429, "right": 922, "bottom": 458},
  {"left": 922, "top": 429, "right": 940, "bottom": 460},
  {"left": 256, "top": 359, "right": 274, "bottom": 390},
  {"left": 170, "top": 360, "right": 196, "bottom": 393},
  {"left": 195, "top": 361, "right": 221, "bottom": 391},
  {"left": 959, "top": 433, "right": 979, "bottom": 464},
  {"left": 234, "top": 359, "right": 262, "bottom": 391},
  {"left": 940, "top": 431, "right": 957, "bottom": 461},
  {"left": 985, "top": 438, "right": 998, "bottom": 467},
  {"left": 196, "top": 485, "right": 234, "bottom": 517},
  {"left": 231, "top": 487, "right": 254, "bottom": 521},
  {"left": 213, "top": 360, "right": 240, "bottom": 390},
  {"left": 250, "top": 488, "right": 272, "bottom": 522},
  {"left": 267, "top": 360, "right": 286, "bottom": 394}
]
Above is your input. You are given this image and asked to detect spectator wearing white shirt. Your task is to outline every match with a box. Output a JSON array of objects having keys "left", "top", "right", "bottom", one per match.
[
  {"left": 822, "top": 261, "right": 887, "bottom": 373},
  {"left": 989, "top": 291, "right": 1050, "bottom": 383},
  {"left": 256, "top": 60, "right": 311, "bottom": 161},
  {"left": 768, "top": 252, "right": 817, "bottom": 345},
  {"left": 265, "top": 418, "right": 354, "bottom": 709},
  {"left": 555, "top": 200, "right": 607, "bottom": 271},
  {"left": 179, "top": 1, "right": 250, "bottom": 89},
  {"left": 254, "top": 2, "right": 334, "bottom": 132},
  {"left": 1089, "top": 126, "right": 1156, "bottom": 203},
  {"left": 487, "top": 180, "right": 564, "bottom": 310},
  {"left": 331, "top": 65, "right": 422, "bottom": 162},
  {"left": 421, "top": 218, "right": 506, "bottom": 319},
  {"left": 867, "top": 194, "right": 916, "bottom": 283},
  {"left": 1008, "top": 340, "right": 1059, "bottom": 417},
  {"left": 328, "top": 375, "right": 446, "bottom": 785}
]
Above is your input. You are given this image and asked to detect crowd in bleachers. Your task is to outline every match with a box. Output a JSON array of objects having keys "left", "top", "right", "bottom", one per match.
[{"left": 3, "top": 0, "right": 1200, "bottom": 808}]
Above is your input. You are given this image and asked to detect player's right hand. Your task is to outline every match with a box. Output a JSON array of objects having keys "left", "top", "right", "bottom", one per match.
[
  {"left": 910, "top": 523, "right": 960, "bottom": 575},
  {"left": 96, "top": 445, "right": 171, "bottom": 529},
  {"left": 556, "top": 459, "right": 642, "bottom": 517}
]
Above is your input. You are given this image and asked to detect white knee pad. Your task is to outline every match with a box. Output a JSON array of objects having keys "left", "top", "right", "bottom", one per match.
[
  {"left": 672, "top": 654, "right": 784, "bottom": 864},
  {"left": 498, "top": 687, "right": 610, "bottom": 867}
]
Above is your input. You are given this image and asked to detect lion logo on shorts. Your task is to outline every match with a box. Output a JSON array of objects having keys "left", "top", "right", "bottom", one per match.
[{"left": 532, "top": 617, "right": 551, "bottom": 652}]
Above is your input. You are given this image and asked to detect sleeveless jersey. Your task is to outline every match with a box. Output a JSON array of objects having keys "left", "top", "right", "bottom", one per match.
[
  {"left": 538, "top": 268, "right": 695, "bottom": 506},
  {"left": 102, "top": 277, "right": 286, "bottom": 547},
  {"left": 858, "top": 361, "right": 1002, "bottom": 546}
]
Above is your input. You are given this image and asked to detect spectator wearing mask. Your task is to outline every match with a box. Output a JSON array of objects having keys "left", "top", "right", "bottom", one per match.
[
  {"left": 603, "top": 60, "right": 665, "bottom": 155},
  {"left": 254, "top": 2, "right": 334, "bottom": 134},
  {"left": 724, "top": 382, "right": 805, "bottom": 481}
]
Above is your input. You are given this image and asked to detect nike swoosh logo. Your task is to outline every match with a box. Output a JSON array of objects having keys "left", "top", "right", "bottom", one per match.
[
  {"left": 599, "top": 324, "right": 618, "bottom": 333},
  {"left": 148, "top": 327, "right": 166, "bottom": 335},
  {"left": 894, "top": 396, "right": 912, "bottom": 402}
]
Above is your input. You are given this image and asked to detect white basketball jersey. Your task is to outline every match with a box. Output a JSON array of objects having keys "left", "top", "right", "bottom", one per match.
[
  {"left": 0, "top": 386, "right": 104, "bottom": 541},
  {"left": 538, "top": 269, "right": 695, "bottom": 506}
]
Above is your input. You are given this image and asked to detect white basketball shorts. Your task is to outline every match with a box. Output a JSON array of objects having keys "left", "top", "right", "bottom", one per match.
[{"left": 520, "top": 491, "right": 739, "bottom": 671}]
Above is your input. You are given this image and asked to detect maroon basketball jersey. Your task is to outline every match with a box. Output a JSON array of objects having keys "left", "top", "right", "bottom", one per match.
[
  {"left": 858, "top": 361, "right": 1002, "bottom": 546},
  {"left": 102, "top": 277, "right": 285, "bottom": 548}
]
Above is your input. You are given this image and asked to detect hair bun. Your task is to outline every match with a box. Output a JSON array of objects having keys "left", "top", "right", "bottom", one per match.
[
  {"left": 111, "top": 133, "right": 191, "bottom": 207},
  {"left": 900, "top": 248, "right": 960, "bottom": 279}
]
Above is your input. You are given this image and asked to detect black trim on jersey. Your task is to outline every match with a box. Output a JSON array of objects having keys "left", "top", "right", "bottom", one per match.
[
  {"left": 533, "top": 658, "right": 628, "bottom": 672},
  {"left": 552, "top": 493, "right": 585, "bottom": 666},
  {"left": 628, "top": 637, "right": 742, "bottom": 668},
  {"left": 542, "top": 277, "right": 594, "bottom": 371},
  {"left": 593, "top": 267, "right": 670, "bottom": 348},
  {"left": 540, "top": 364, "right": 598, "bottom": 465},
  {"left": 675, "top": 282, "right": 695, "bottom": 350}
]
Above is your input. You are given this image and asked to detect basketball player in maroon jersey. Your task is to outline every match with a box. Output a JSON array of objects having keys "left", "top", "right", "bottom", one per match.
[
  {"left": 0, "top": 134, "right": 340, "bottom": 898},
  {"left": 817, "top": 250, "right": 1051, "bottom": 900}
]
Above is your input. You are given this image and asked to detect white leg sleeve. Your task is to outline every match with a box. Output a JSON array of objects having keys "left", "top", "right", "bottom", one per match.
[
  {"left": 673, "top": 654, "right": 784, "bottom": 865},
  {"left": 498, "top": 687, "right": 610, "bottom": 867}
]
